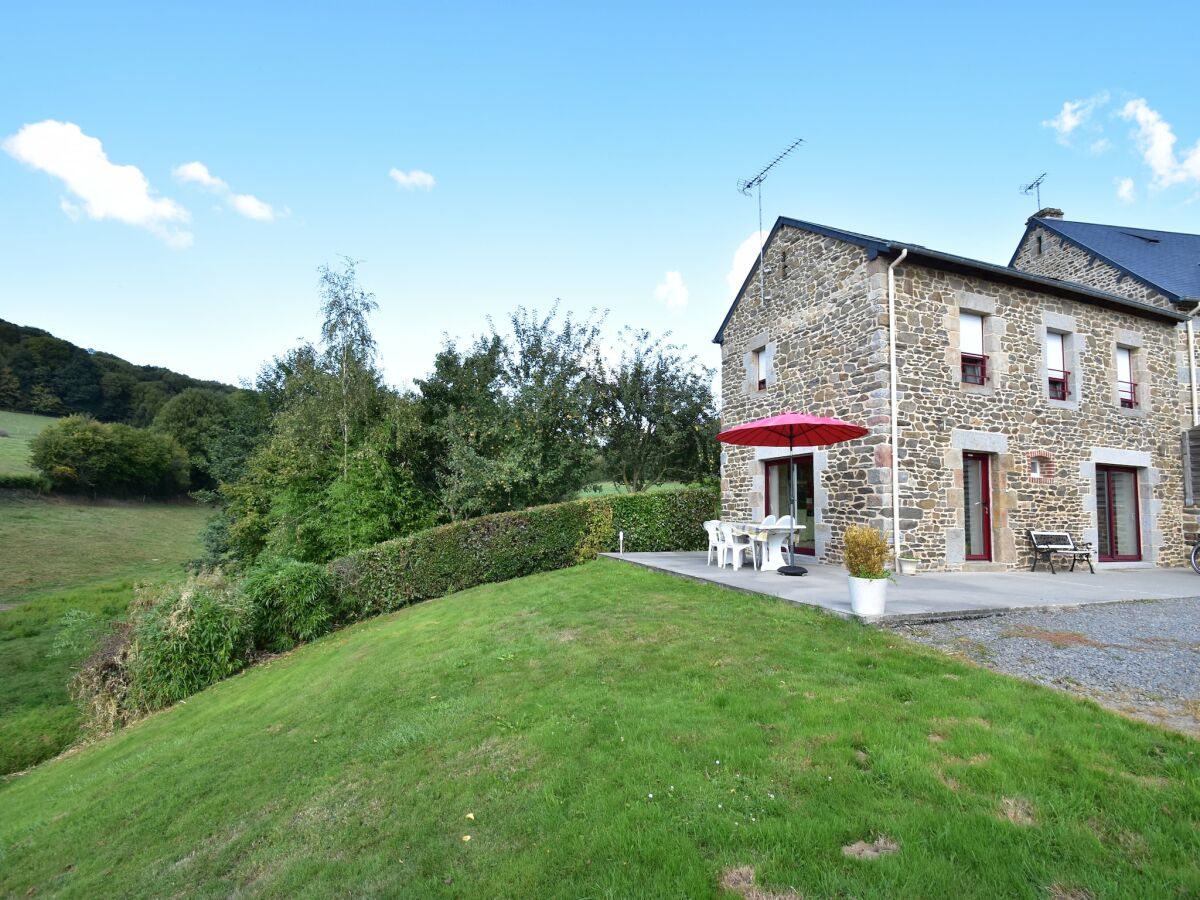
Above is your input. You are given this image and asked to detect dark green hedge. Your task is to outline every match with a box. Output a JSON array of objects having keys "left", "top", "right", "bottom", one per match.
[
  {"left": 0, "top": 473, "right": 50, "bottom": 491},
  {"left": 330, "top": 485, "right": 717, "bottom": 618}
]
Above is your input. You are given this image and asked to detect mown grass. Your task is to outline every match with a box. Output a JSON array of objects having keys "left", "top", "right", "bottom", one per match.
[
  {"left": 0, "top": 494, "right": 209, "bottom": 774},
  {"left": 0, "top": 495, "right": 211, "bottom": 602},
  {"left": 0, "top": 409, "right": 54, "bottom": 476},
  {"left": 1, "top": 561, "right": 1195, "bottom": 898}
]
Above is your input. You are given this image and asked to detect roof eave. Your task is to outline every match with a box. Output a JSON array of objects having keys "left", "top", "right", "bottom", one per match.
[
  {"left": 1027, "top": 218, "right": 1185, "bottom": 304},
  {"left": 885, "top": 244, "right": 1188, "bottom": 324}
]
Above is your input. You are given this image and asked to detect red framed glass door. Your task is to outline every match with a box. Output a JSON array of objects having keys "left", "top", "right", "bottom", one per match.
[
  {"left": 1096, "top": 465, "right": 1141, "bottom": 562},
  {"left": 963, "top": 452, "right": 992, "bottom": 561},
  {"left": 764, "top": 455, "right": 815, "bottom": 555}
]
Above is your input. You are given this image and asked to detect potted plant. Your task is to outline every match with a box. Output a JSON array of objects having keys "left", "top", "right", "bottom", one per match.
[
  {"left": 897, "top": 554, "right": 918, "bottom": 576},
  {"left": 843, "top": 525, "right": 891, "bottom": 616}
]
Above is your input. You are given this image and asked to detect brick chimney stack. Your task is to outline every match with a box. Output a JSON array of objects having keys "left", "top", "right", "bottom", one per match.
[{"left": 1029, "top": 207, "right": 1064, "bottom": 221}]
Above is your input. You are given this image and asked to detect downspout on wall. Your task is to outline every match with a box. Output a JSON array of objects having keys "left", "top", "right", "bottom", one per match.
[
  {"left": 886, "top": 249, "right": 908, "bottom": 565},
  {"left": 1189, "top": 300, "right": 1200, "bottom": 427}
]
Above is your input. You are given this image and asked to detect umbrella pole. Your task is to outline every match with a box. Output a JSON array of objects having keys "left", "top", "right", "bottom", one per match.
[{"left": 779, "top": 436, "right": 807, "bottom": 576}]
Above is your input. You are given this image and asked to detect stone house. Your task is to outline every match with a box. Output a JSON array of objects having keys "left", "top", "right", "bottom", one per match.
[{"left": 715, "top": 212, "right": 1198, "bottom": 571}]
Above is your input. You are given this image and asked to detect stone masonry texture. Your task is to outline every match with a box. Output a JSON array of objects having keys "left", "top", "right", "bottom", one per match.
[{"left": 720, "top": 223, "right": 1188, "bottom": 571}]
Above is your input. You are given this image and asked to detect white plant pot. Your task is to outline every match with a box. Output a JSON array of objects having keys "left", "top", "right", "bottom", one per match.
[
  {"left": 897, "top": 557, "right": 918, "bottom": 576},
  {"left": 847, "top": 575, "right": 888, "bottom": 616}
]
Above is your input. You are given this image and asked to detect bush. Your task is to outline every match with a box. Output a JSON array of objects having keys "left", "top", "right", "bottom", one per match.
[
  {"left": 843, "top": 525, "right": 891, "bottom": 579},
  {"left": 30, "top": 415, "right": 189, "bottom": 496},
  {"left": 0, "top": 472, "right": 50, "bottom": 491},
  {"left": 128, "top": 572, "right": 253, "bottom": 710},
  {"left": 242, "top": 558, "right": 338, "bottom": 651},
  {"left": 331, "top": 485, "right": 718, "bottom": 620}
]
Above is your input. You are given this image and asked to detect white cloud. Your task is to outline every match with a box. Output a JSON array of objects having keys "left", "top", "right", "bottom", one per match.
[
  {"left": 172, "top": 160, "right": 228, "bottom": 192},
  {"left": 726, "top": 230, "right": 767, "bottom": 296},
  {"left": 3, "top": 119, "right": 191, "bottom": 246},
  {"left": 1042, "top": 92, "right": 1109, "bottom": 144},
  {"left": 229, "top": 193, "right": 275, "bottom": 221},
  {"left": 653, "top": 271, "right": 689, "bottom": 310},
  {"left": 1114, "top": 176, "right": 1136, "bottom": 203},
  {"left": 389, "top": 167, "right": 436, "bottom": 190},
  {"left": 1089, "top": 138, "right": 1111, "bottom": 155},
  {"left": 173, "top": 160, "right": 276, "bottom": 221},
  {"left": 1119, "top": 98, "right": 1200, "bottom": 189}
]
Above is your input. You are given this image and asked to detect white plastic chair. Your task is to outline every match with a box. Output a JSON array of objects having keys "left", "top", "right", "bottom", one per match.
[
  {"left": 761, "top": 514, "right": 777, "bottom": 526},
  {"left": 720, "top": 523, "right": 757, "bottom": 571},
  {"left": 704, "top": 520, "right": 721, "bottom": 565}
]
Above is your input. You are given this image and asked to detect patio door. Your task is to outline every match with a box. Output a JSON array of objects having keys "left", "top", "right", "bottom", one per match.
[
  {"left": 1096, "top": 465, "right": 1141, "bottom": 562},
  {"left": 963, "top": 452, "right": 992, "bottom": 561},
  {"left": 764, "top": 455, "right": 815, "bottom": 555}
]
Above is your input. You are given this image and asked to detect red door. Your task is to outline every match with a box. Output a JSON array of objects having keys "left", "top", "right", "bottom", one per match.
[
  {"left": 963, "top": 452, "right": 992, "bottom": 561},
  {"left": 1096, "top": 465, "right": 1141, "bottom": 562}
]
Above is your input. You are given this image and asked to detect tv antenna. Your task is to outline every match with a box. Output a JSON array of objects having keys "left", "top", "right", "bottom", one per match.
[
  {"left": 738, "top": 137, "right": 804, "bottom": 305},
  {"left": 1020, "top": 172, "right": 1047, "bottom": 208}
]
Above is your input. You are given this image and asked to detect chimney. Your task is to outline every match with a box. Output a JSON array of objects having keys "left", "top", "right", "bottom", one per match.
[{"left": 1029, "top": 207, "right": 1064, "bottom": 221}]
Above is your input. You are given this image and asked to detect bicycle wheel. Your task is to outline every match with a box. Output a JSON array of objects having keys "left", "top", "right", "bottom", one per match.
[{"left": 1191, "top": 541, "right": 1200, "bottom": 575}]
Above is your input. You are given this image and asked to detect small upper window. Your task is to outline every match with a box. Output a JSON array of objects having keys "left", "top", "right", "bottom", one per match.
[
  {"left": 960, "top": 312, "right": 987, "bottom": 385},
  {"left": 1116, "top": 346, "right": 1137, "bottom": 408},
  {"left": 751, "top": 346, "right": 767, "bottom": 391},
  {"left": 1045, "top": 331, "right": 1070, "bottom": 400},
  {"left": 1036, "top": 234, "right": 1043, "bottom": 255}
]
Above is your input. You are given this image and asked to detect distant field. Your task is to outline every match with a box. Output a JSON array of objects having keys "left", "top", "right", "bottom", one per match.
[
  {"left": 0, "top": 496, "right": 211, "bottom": 603},
  {"left": 0, "top": 409, "right": 55, "bottom": 476},
  {"left": 0, "top": 493, "right": 210, "bottom": 773},
  {"left": 575, "top": 480, "right": 684, "bottom": 498}
]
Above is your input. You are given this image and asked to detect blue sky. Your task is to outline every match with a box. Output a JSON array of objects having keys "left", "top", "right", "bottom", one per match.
[{"left": 2, "top": 1, "right": 1198, "bottom": 388}]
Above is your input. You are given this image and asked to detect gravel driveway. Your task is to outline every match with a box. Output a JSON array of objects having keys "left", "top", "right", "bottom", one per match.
[{"left": 888, "top": 598, "right": 1200, "bottom": 736}]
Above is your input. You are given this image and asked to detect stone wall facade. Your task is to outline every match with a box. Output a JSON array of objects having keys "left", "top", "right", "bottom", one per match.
[
  {"left": 1012, "top": 220, "right": 1200, "bottom": 544},
  {"left": 719, "top": 223, "right": 1188, "bottom": 570},
  {"left": 1011, "top": 223, "right": 1175, "bottom": 309}
]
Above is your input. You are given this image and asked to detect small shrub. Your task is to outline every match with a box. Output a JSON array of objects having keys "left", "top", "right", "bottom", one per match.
[
  {"left": 242, "top": 558, "right": 338, "bottom": 652},
  {"left": 30, "top": 415, "right": 189, "bottom": 497},
  {"left": 0, "top": 472, "right": 50, "bottom": 491},
  {"left": 843, "top": 525, "right": 891, "bottom": 579},
  {"left": 72, "top": 622, "right": 138, "bottom": 733},
  {"left": 129, "top": 571, "right": 253, "bottom": 711}
]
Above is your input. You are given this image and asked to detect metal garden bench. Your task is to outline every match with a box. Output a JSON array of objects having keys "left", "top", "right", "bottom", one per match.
[{"left": 1028, "top": 530, "right": 1095, "bottom": 574}]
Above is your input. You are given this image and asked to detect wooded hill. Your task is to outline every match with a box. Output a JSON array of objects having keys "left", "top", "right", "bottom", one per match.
[{"left": 0, "top": 319, "right": 235, "bottom": 425}]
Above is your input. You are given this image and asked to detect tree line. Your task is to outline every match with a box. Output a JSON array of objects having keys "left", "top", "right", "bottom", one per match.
[
  {"left": 27, "top": 260, "right": 720, "bottom": 566},
  {"left": 0, "top": 318, "right": 236, "bottom": 424}
]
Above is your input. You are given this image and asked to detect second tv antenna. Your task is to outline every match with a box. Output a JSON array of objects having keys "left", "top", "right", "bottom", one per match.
[
  {"left": 1020, "top": 172, "right": 1047, "bottom": 208},
  {"left": 738, "top": 138, "right": 803, "bottom": 306}
]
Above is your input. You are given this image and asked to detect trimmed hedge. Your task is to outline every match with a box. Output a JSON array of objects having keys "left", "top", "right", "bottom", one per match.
[
  {"left": 0, "top": 473, "right": 50, "bottom": 491},
  {"left": 330, "top": 485, "right": 717, "bottom": 618}
]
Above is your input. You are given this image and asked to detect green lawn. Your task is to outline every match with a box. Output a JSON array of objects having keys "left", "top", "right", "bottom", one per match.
[
  {"left": 0, "top": 495, "right": 211, "bottom": 602},
  {"left": 0, "top": 409, "right": 54, "bottom": 476},
  {"left": 1, "top": 561, "right": 1195, "bottom": 898},
  {"left": 0, "top": 495, "right": 210, "bottom": 775}
]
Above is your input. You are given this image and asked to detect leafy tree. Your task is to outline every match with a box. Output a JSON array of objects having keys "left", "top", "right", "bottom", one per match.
[
  {"left": 214, "top": 262, "right": 436, "bottom": 565},
  {"left": 29, "top": 384, "right": 65, "bottom": 415},
  {"left": 416, "top": 306, "right": 604, "bottom": 519},
  {"left": 0, "top": 366, "right": 20, "bottom": 408},
  {"left": 597, "top": 329, "right": 719, "bottom": 492},
  {"left": 153, "top": 388, "right": 233, "bottom": 487},
  {"left": 30, "top": 415, "right": 189, "bottom": 496}
]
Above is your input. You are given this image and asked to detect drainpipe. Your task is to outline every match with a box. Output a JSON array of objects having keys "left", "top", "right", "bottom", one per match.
[
  {"left": 1189, "top": 300, "right": 1200, "bottom": 427},
  {"left": 887, "top": 248, "right": 908, "bottom": 566}
]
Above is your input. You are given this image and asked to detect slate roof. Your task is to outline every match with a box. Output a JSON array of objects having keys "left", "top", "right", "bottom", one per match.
[
  {"left": 1011, "top": 217, "right": 1200, "bottom": 304},
  {"left": 714, "top": 217, "right": 1187, "bottom": 344}
]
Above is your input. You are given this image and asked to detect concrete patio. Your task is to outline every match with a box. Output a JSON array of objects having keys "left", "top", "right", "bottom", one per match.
[{"left": 605, "top": 552, "right": 1200, "bottom": 624}]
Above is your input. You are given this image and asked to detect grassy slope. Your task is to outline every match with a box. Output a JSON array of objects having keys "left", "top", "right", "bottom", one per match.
[
  {"left": 0, "top": 496, "right": 211, "bottom": 602},
  {"left": 1, "top": 562, "right": 1196, "bottom": 898},
  {"left": 0, "top": 409, "right": 54, "bottom": 476},
  {"left": 0, "top": 496, "right": 209, "bottom": 774}
]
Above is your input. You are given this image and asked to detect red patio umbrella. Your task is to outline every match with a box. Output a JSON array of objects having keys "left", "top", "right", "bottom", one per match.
[{"left": 717, "top": 412, "right": 869, "bottom": 576}]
